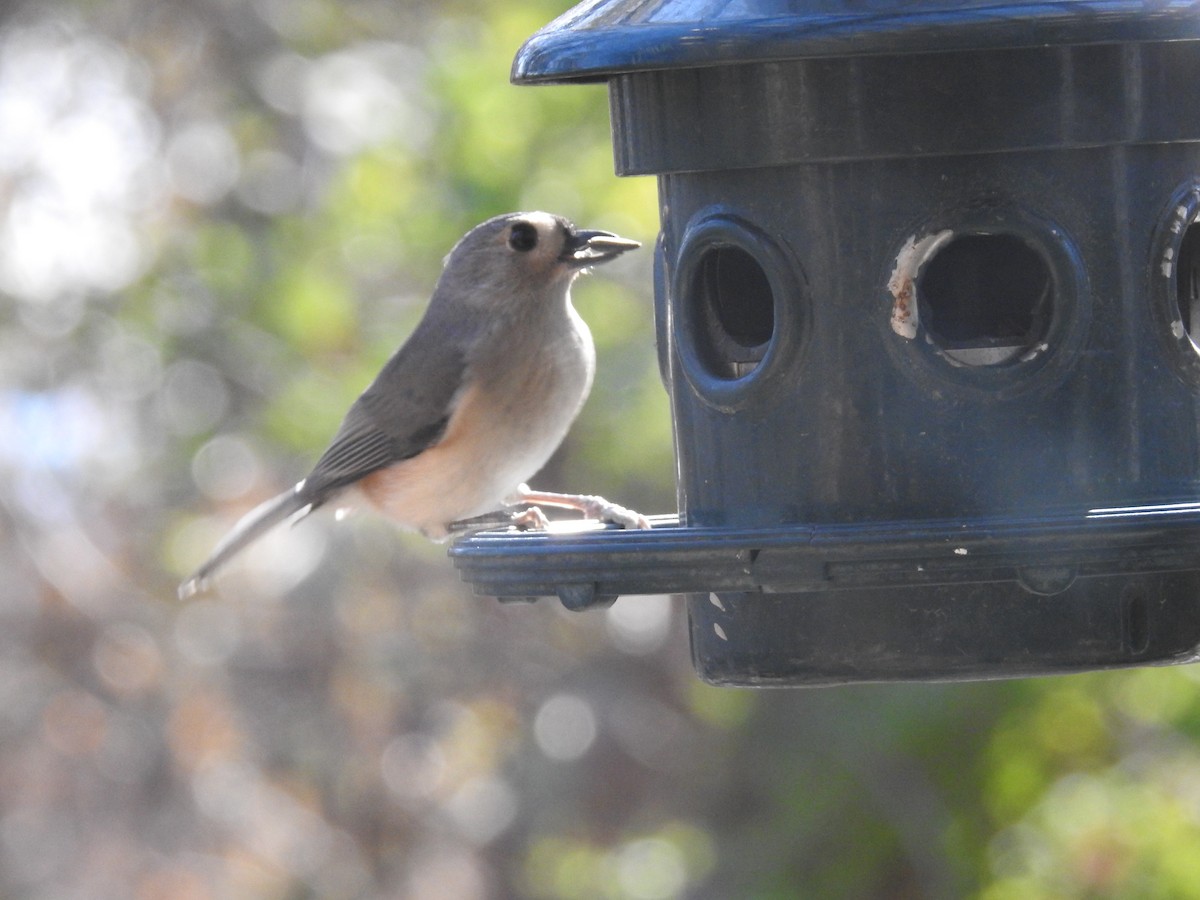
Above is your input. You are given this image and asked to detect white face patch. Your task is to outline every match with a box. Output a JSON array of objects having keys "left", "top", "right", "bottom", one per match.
[
  {"left": 521, "top": 211, "right": 560, "bottom": 235},
  {"left": 519, "top": 211, "right": 565, "bottom": 259},
  {"left": 504, "top": 211, "right": 571, "bottom": 274}
]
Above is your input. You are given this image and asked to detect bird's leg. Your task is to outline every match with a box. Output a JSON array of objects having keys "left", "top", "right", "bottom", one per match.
[
  {"left": 507, "top": 483, "right": 652, "bottom": 530},
  {"left": 445, "top": 505, "right": 550, "bottom": 536}
]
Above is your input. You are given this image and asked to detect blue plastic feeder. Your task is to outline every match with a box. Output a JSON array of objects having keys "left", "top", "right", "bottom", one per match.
[{"left": 450, "top": 0, "right": 1200, "bottom": 686}]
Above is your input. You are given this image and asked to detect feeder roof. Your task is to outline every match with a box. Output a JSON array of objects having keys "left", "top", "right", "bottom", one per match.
[{"left": 513, "top": 0, "right": 1200, "bottom": 83}]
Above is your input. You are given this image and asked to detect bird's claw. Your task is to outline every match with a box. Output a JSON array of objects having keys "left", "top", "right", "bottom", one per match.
[
  {"left": 506, "top": 484, "right": 652, "bottom": 531},
  {"left": 510, "top": 506, "right": 550, "bottom": 531},
  {"left": 575, "top": 496, "right": 652, "bottom": 530}
]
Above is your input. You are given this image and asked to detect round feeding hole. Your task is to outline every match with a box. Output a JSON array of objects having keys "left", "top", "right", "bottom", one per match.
[
  {"left": 1175, "top": 218, "right": 1200, "bottom": 344},
  {"left": 1151, "top": 185, "right": 1200, "bottom": 385},
  {"left": 691, "top": 244, "right": 775, "bottom": 380},
  {"left": 917, "top": 234, "right": 1053, "bottom": 366}
]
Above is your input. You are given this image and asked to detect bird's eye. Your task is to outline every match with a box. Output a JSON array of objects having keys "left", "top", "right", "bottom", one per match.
[{"left": 508, "top": 222, "right": 539, "bottom": 253}]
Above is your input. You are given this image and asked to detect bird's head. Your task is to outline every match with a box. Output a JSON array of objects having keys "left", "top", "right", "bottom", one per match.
[{"left": 439, "top": 211, "right": 640, "bottom": 312}]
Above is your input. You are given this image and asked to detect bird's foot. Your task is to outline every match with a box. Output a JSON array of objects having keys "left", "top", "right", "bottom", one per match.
[
  {"left": 507, "top": 484, "right": 652, "bottom": 530},
  {"left": 509, "top": 505, "right": 550, "bottom": 531},
  {"left": 447, "top": 488, "right": 651, "bottom": 537}
]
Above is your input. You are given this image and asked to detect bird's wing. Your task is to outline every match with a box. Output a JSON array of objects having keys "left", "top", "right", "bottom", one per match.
[{"left": 301, "top": 336, "right": 468, "bottom": 502}]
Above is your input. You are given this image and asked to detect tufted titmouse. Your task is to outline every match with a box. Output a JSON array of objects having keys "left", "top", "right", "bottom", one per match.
[{"left": 179, "top": 211, "right": 646, "bottom": 598}]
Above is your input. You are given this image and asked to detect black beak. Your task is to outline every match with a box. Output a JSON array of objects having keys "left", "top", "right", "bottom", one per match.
[{"left": 560, "top": 229, "right": 641, "bottom": 267}]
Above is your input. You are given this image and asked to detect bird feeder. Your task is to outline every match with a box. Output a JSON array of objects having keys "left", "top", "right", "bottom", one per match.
[{"left": 450, "top": 0, "right": 1200, "bottom": 685}]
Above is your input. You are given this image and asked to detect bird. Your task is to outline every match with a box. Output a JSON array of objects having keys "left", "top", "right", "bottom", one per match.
[{"left": 179, "top": 211, "right": 647, "bottom": 599}]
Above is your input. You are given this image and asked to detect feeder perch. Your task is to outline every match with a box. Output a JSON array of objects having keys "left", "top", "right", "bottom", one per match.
[{"left": 450, "top": 0, "right": 1200, "bottom": 686}]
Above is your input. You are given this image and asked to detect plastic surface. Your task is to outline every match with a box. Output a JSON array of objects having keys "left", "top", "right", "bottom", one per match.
[
  {"left": 606, "top": 42, "right": 1200, "bottom": 175},
  {"left": 514, "top": 0, "right": 1200, "bottom": 83},
  {"left": 451, "top": 507, "right": 1200, "bottom": 682},
  {"left": 451, "top": 506, "right": 1200, "bottom": 604}
]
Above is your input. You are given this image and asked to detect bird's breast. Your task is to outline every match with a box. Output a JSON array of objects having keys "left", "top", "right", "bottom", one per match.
[{"left": 359, "top": 310, "right": 595, "bottom": 534}]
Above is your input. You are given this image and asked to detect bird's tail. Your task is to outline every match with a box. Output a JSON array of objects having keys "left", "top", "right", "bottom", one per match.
[{"left": 178, "top": 485, "right": 311, "bottom": 599}]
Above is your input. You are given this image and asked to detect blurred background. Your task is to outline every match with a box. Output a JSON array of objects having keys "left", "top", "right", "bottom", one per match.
[{"left": 3, "top": 0, "right": 1200, "bottom": 897}]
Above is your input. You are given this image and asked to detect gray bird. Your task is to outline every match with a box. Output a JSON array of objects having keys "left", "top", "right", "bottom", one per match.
[{"left": 180, "top": 211, "right": 644, "bottom": 598}]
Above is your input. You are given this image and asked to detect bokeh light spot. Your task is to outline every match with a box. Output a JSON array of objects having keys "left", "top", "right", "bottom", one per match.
[
  {"left": 93, "top": 622, "right": 163, "bottom": 696},
  {"left": 605, "top": 594, "right": 672, "bottom": 655},
  {"left": 166, "top": 121, "right": 240, "bottom": 205},
  {"left": 533, "top": 693, "right": 597, "bottom": 762},
  {"left": 191, "top": 434, "right": 262, "bottom": 502},
  {"left": 612, "top": 837, "right": 688, "bottom": 900},
  {"left": 442, "top": 775, "right": 519, "bottom": 845}
]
